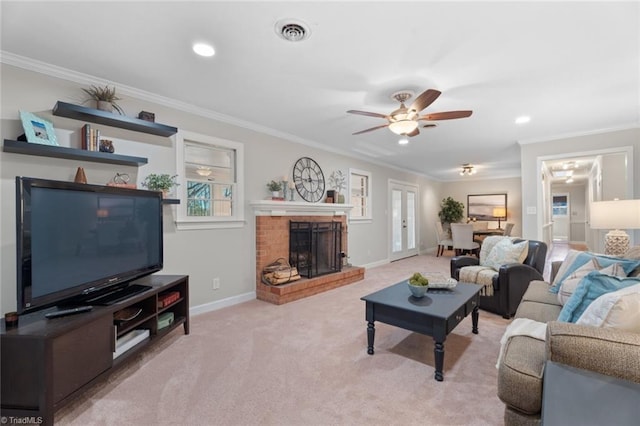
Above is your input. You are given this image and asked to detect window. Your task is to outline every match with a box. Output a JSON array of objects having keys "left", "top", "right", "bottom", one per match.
[
  {"left": 349, "top": 168, "right": 372, "bottom": 221},
  {"left": 552, "top": 194, "right": 568, "bottom": 216},
  {"left": 176, "top": 131, "right": 244, "bottom": 229}
]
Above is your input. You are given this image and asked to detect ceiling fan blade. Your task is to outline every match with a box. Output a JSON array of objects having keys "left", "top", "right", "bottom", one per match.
[
  {"left": 352, "top": 124, "right": 389, "bottom": 135},
  {"left": 419, "top": 110, "right": 473, "bottom": 121},
  {"left": 423, "top": 124, "right": 437, "bottom": 128},
  {"left": 406, "top": 127, "right": 420, "bottom": 137},
  {"left": 410, "top": 89, "right": 441, "bottom": 112},
  {"left": 347, "top": 110, "right": 388, "bottom": 119}
]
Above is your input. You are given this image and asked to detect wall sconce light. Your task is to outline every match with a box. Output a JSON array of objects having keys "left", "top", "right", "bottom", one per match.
[
  {"left": 460, "top": 164, "right": 476, "bottom": 176},
  {"left": 590, "top": 199, "right": 640, "bottom": 256}
]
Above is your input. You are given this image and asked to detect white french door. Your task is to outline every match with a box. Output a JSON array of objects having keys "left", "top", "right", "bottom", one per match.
[{"left": 389, "top": 181, "right": 419, "bottom": 261}]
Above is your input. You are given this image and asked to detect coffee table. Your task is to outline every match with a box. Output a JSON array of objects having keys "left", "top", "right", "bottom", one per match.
[{"left": 361, "top": 281, "right": 482, "bottom": 381}]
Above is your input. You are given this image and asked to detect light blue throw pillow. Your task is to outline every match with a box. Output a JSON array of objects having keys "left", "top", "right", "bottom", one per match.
[
  {"left": 550, "top": 252, "right": 640, "bottom": 294},
  {"left": 558, "top": 271, "right": 640, "bottom": 323}
]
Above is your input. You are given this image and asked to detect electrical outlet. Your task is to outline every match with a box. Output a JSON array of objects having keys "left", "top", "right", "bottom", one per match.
[{"left": 213, "top": 277, "right": 220, "bottom": 290}]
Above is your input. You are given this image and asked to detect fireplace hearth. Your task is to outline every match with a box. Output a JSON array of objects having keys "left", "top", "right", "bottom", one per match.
[
  {"left": 251, "top": 200, "right": 364, "bottom": 305},
  {"left": 290, "top": 221, "right": 342, "bottom": 278}
]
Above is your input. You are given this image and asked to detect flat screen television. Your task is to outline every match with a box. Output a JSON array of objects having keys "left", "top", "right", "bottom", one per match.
[{"left": 16, "top": 177, "right": 163, "bottom": 314}]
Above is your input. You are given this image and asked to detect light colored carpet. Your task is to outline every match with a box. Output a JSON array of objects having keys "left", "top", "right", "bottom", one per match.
[{"left": 56, "top": 254, "right": 509, "bottom": 425}]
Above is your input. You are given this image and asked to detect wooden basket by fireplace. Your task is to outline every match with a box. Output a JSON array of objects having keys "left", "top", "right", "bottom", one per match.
[{"left": 262, "top": 258, "right": 301, "bottom": 286}]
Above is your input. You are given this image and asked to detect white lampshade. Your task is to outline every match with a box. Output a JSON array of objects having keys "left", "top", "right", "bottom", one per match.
[
  {"left": 388, "top": 120, "right": 418, "bottom": 135},
  {"left": 590, "top": 199, "right": 640, "bottom": 256},
  {"left": 590, "top": 200, "right": 640, "bottom": 229}
]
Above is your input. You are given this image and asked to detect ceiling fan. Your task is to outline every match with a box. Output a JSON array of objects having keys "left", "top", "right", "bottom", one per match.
[{"left": 347, "top": 89, "right": 472, "bottom": 137}]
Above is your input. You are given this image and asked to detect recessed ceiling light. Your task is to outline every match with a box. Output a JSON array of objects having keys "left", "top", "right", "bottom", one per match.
[
  {"left": 193, "top": 43, "right": 215, "bottom": 57},
  {"left": 398, "top": 137, "right": 409, "bottom": 145},
  {"left": 515, "top": 116, "right": 531, "bottom": 124}
]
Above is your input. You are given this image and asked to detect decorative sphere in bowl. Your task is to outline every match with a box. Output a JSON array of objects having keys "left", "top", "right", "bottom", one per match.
[{"left": 408, "top": 281, "right": 428, "bottom": 298}]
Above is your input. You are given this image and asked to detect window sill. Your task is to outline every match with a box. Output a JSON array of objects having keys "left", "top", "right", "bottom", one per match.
[{"left": 175, "top": 218, "right": 246, "bottom": 230}]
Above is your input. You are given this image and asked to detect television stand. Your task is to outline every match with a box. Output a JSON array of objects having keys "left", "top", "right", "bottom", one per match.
[
  {"left": 85, "top": 283, "right": 152, "bottom": 305},
  {"left": 1, "top": 274, "right": 189, "bottom": 426}
]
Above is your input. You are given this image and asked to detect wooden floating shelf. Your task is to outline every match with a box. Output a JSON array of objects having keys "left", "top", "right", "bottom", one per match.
[
  {"left": 3, "top": 139, "right": 148, "bottom": 167},
  {"left": 52, "top": 101, "right": 178, "bottom": 137}
]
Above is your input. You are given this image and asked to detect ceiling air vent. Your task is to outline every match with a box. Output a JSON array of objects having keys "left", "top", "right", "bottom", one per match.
[{"left": 275, "top": 19, "right": 311, "bottom": 42}]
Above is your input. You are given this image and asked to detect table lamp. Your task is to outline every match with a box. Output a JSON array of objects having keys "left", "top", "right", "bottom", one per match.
[
  {"left": 589, "top": 199, "right": 640, "bottom": 256},
  {"left": 492, "top": 207, "right": 507, "bottom": 229}
]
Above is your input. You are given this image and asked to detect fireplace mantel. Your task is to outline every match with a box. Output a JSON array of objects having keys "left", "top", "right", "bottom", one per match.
[{"left": 250, "top": 200, "right": 353, "bottom": 217}]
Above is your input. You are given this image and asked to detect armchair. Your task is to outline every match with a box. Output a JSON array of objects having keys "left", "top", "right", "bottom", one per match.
[{"left": 450, "top": 238, "right": 547, "bottom": 318}]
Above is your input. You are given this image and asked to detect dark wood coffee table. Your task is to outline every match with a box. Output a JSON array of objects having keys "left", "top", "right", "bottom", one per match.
[{"left": 361, "top": 281, "right": 481, "bottom": 381}]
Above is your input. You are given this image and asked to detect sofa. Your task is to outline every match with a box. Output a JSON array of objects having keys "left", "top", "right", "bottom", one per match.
[
  {"left": 451, "top": 238, "right": 547, "bottom": 318},
  {"left": 497, "top": 249, "right": 640, "bottom": 425}
]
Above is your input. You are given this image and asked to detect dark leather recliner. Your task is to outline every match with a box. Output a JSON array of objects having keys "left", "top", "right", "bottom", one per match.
[{"left": 450, "top": 239, "right": 547, "bottom": 318}]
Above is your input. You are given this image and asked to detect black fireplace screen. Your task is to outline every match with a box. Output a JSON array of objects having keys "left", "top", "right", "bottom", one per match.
[{"left": 289, "top": 221, "right": 342, "bottom": 278}]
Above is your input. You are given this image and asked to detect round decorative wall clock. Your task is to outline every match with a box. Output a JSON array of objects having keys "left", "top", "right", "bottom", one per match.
[{"left": 292, "top": 157, "right": 325, "bottom": 202}]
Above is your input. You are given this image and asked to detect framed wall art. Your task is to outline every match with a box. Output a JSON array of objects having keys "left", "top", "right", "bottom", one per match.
[
  {"left": 20, "top": 111, "right": 58, "bottom": 146},
  {"left": 467, "top": 193, "right": 507, "bottom": 221}
]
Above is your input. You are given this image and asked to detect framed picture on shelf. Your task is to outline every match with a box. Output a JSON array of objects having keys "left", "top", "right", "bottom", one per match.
[
  {"left": 467, "top": 193, "right": 507, "bottom": 221},
  {"left": 19, "top": 111, "right": 58, "bottom": 146}
]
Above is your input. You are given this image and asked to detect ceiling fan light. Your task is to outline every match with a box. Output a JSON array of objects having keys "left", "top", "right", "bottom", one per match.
[{"left": 388, "top": 120, "right": 418, "bottom": 135}]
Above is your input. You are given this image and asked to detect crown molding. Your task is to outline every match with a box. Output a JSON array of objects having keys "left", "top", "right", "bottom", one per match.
[
  {"left": 0, "top": 51, "right": 352, "bottom": 153},
  {"left": 0, "top": 51, "right": 444, "bottom": 183}
]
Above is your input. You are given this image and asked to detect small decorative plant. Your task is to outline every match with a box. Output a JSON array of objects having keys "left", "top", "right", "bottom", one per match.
[
  {"left": 438, "top": 196, "right": 465, "bottom": 224},
  {"left": 142, "top": 174, "right": 179, "bottom": 192},
  {"left": 82, "top": 84, "right": 124, "bottom": 114},
  {"left": 328, "top": 170, "right": 346, "bottom": 193},
  {"left": 266, "top": 180, "right": 282, "bottom": 192}
]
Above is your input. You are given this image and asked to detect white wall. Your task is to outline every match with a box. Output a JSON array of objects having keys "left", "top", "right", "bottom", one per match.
[{"left": 0, "top": 64, "right": 445, "bottom": 314}]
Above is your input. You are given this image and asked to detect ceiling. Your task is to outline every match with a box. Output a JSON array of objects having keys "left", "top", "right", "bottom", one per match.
[{"left": 1, "top": 1, "right": 639, "bottom": 181}]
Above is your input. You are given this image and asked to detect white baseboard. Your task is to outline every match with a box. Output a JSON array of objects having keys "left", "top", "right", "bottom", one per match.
[
  {"left": 190, "top": 291, "right": 256, "bottom": 316},
  {"left": 359, "top": 258, "right": 390, "bottom": 269}
]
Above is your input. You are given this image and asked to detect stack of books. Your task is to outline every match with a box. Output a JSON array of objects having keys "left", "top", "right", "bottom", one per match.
[
  {"left": 81, "top": 123, "right": 100, "bottom": 151},
  {"left": 157, "top": 291, "right": 180, "bottom": 308}
]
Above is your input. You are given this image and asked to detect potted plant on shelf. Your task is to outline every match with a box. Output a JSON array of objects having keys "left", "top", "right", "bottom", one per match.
[
  {"left": 142, "top": 173, "right": 179, "bottom": 198},
  {"left": 267, "top": 180, "right": 283, "bottom": 198},
  {"left": 438, "top": 196, "right": 465, "bottom": 236},
  {"left": 82, "top": 84, "right": 125, "bottom": 114}
]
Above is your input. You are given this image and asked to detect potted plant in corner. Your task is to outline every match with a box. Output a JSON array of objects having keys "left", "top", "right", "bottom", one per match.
[
  {"left": 267, "top": 180, "right": 283, "bottom": 199},
  {"left": 82, "top": 84, "right": 125, "bottom": 114},
  {"left": 438, "top": 196, "right": 465, "bottom": 236},
  {"left": 142, "top": 173, "right": 179, "bottom": 198}
]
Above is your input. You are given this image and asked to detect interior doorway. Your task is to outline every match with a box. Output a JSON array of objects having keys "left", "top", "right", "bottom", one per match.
[{"left": 539, "top": 147, "right": 633, "bottom": 252}]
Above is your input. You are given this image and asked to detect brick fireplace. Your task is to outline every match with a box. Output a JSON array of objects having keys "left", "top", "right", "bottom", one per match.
[{"left": 251, "top": 200, "right": 365, "bottom": 305}]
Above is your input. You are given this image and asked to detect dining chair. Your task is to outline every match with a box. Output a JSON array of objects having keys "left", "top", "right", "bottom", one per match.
[
  {"left": 503, "top": 222, "right": 514, "bottom": 236},
  {"left": 451, "top": 223, "right": 480, "bottom": 256},
  {"left": 435, "top": 221, "right": 453, "bottom": 257}
]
